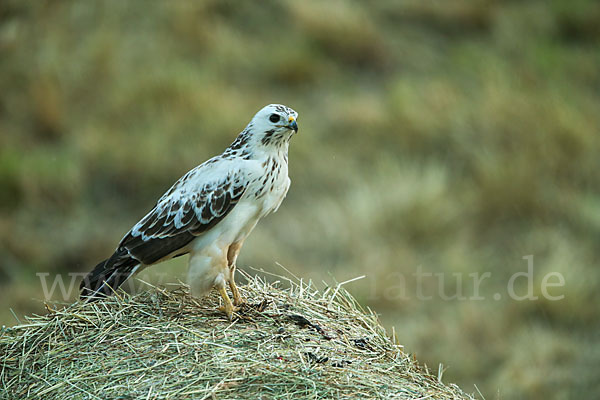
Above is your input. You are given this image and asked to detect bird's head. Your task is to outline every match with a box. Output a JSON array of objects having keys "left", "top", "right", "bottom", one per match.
[
  {"left": 248, "top": 104, "right": 299, "bottom": 148},
  {"left": 225, "top": 104, "right": 299, "bottom": 158}
]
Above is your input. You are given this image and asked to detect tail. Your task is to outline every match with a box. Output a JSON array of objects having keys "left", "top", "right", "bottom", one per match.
[{"left": 80, "top": 249, "right": 140, "bottom": 301}]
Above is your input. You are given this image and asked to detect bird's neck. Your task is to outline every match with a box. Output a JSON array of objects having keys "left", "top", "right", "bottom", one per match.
[
  {"left": 252, "top": 140, "right": 290, "bottom": 162},
  {"left": 222, "top": 130, "right": 289, "bottom": 162}
]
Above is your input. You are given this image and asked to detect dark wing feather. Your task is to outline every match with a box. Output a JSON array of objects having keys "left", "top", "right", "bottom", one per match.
[{"left": 119, "top": 171, "right": 247, "bottom": 265}]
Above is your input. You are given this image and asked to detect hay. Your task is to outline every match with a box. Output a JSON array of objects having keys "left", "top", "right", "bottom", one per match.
[{"left": 0, "top": 273, "right": 473, "bottom": 399}]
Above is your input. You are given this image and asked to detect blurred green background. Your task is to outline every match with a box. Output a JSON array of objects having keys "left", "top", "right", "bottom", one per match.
[{"left": 1, "top": 0, "right": 600, "bottom": 398}]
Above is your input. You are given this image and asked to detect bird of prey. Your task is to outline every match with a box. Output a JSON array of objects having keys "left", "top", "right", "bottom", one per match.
[{"left": 80, "top": 104, "right": 299, "bottom": 318}]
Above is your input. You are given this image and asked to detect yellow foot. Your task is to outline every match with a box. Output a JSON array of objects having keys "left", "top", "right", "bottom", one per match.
[
  {"left": 229, "top": 279, "right": 244, "bottom": 306},
  {"left": 217, "top": 304, "right": 240, "bottom": 320},
  {"left": 218, "top": 287, "right": 240, "bottom": 320}
]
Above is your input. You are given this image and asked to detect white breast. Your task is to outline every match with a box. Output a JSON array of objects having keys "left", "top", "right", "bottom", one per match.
[
  {"left": 259, "top": 163, "right": 290, "bottom": 217},
  {"left": 190, "top": 156, "right": 289, "bottom": 254}
]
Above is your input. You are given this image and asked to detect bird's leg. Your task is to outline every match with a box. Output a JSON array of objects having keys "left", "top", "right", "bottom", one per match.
[
  {"left": 227, "top": 242, "right": 245, "bottom": 306},
  {"left": 217, "top": 286, "right": 238, "bottom": 320},
  {"left": 228, "top": 264, "right": 243, "bottom": 306}
]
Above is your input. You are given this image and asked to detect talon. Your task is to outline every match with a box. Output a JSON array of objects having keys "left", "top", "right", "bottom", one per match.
[
  {"left": 217, "top": 304, "right": 240, "bottom": 320},
  {"left": 217, "top": 287, "right": 239, "bottom": 320}
]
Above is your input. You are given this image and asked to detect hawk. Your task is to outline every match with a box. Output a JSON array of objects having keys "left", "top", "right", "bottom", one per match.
[{"left": 80, "top": 104, "right": 299, "bottom": 318}]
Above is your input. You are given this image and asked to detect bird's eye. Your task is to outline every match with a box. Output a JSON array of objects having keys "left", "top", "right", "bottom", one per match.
[{"left": 269, "top": 114, "right": 280, "bottom": 123}]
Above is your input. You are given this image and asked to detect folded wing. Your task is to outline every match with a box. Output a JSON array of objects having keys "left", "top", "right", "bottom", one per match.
[{"left": 121, "top": 168, "right": 247, "bottom": 265}]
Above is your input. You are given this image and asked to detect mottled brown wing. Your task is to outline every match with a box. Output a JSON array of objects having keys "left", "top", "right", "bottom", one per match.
[{"left": 118, "top": 173, "right": 247, "bottom": 265}]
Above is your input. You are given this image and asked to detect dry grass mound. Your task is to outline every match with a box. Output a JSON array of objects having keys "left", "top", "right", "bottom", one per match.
[{"left": 0, "top": 273, "right": 473, "bottom": 399}]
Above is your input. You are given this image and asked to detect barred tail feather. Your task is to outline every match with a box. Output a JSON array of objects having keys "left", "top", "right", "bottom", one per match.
[{"left": 80, "top": 250, "right": 140, "bottom": 301}]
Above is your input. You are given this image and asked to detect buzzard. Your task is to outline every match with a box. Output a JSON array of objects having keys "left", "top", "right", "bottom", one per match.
[{"left": 80, "top": 104, "right": 299, "bottom": 318}]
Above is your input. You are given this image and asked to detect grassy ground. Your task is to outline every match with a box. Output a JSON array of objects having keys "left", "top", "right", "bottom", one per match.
[
  {"left": 0, "top": 275, "right": 473, "bottom": 400},
  {"left": 1, "top": 1, "right": 600, "bottom": 398}
]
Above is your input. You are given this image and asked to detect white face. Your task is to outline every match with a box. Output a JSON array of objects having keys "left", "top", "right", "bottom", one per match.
[{"left": 251, "top": 104, "right": 299, "bottom": 140}]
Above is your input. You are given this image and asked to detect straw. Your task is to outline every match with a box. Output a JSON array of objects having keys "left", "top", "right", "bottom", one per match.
[{"left": 0, "top": 272, "right": 473, "bottom": 399}]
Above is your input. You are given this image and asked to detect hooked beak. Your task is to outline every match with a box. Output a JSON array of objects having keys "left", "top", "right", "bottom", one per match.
[{"left": 287, "top": 116, "right": 298, "bottom": 133}]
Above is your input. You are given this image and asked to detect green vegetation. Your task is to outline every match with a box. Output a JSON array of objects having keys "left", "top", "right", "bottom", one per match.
[{"left": 1, "top": 0, "right": 599, "bottom": 398}]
